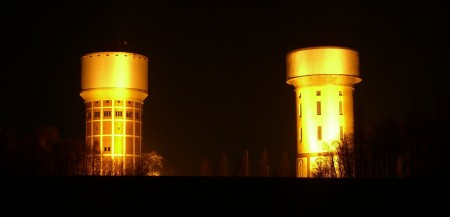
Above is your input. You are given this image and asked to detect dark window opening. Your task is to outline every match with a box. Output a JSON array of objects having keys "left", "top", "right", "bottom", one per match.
[
  {"left": 317, "top": 101, "right": 321, "bottom": 115},
  {"left": 299, "top": 104, "right": 302, "bottom": 117},
  {"left": 318, "top": 126, "right": 322, "bottom": 140}
]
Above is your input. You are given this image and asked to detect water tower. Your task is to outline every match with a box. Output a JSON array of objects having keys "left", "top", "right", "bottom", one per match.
[
  {"left": 286, "top": 46, "right": 361, "bottom": 177},
  {"left": 80, "top": 52, "right": 148, "bottom": 175}
]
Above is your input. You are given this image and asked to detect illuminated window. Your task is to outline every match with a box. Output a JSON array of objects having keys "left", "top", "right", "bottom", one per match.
[
  {"left": 94, "top": 112, "right": 100, "bottom": 117},
  {"left": 316, "top": 90, "right": 321, "bottom": 96},
  {"left": 339, "top": 101, "right": 343, "bottom": 115},
  {"left": 104, "top": 111, "right": 111, "bottom": 117},
  {"left": 317, "top": 101, "right": 321, "bottom": 115},
  {"left": 115, "top": 111, "right": 123, "bottom": 117},
  {"left": 340, "top": 126, "right": 344, "bottom": 140},
  {"left": 339, "top": 91, "right": 343, "bottom": 96},
  {"left": 317, "top": 126, "right": 322, "bottom": 140}
]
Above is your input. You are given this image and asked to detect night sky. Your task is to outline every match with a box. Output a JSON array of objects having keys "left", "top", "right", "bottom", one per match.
[{"left": 2, "top": 1, "right": 449, "bottom": 176}]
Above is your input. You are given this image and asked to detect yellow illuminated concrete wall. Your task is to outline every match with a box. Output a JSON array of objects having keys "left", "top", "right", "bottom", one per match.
[
  {"left": 286, "top": 46, "right": 361, "bottom": 178},
  {"left": 80, "top": 52, "right": 148, "bottom": 176}
]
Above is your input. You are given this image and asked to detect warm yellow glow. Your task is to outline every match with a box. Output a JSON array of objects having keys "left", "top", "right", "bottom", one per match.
[
  {"left": 80, "top": 51, "right": 149, "bottom": 176},
  {"left": 114, "top": 136, "right": 123, "bottom": 154},
  {"left": 80, "top": 88, "right": 148, "bottom": 102},
  {"left": 286, "top": 46, "right": 359, "bottom": 79},
  {"left": 81, "top": 52, "right": 148, "bottom": 91},
  {"left": 286, "top": 46, "right": 361, "bottom": 178}
]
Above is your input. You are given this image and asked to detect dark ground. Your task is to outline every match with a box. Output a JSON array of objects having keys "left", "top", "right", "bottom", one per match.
[{"left": 3, "top": 176, "right": 448, "bottom": 216}]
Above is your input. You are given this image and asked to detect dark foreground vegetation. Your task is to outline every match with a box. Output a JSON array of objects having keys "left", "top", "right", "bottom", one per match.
[{"left": 3, "top": 176, "right": 449, "bottom": 216}]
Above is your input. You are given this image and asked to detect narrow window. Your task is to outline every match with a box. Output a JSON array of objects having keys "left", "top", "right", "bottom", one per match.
[
  {"left": 94, "top": 112, "right": 100, "bottom": 117},
  {"left": 316, "top": 90, "right": 321, "bottom": 96},
  {"left": 317, "top": 101, "right": 321, "bottom": 115},
  {"left": 318, "top": 126, "right": 322, "bottom": 140},
  {"left": 339, "top": 101, "right": 343, "bottom": 115},
  {"left": 115, "top": 111, "right": 123, "bottom": 117},
  {"left": 340, "top": 126, "right": 344, "bottom": 140},
  {"left": 299, "top": 93, "right": 301, "bottom": 98},
  {"left": 299, "top": 128, "right": 302, "bottom": 142},
  {"left": 135, "top": 112, "right": 140, "bottom": 119},
  {"left": 104, "top": 111, "right": 111, "bottom": 117},
  {"left": 299, "top": 103, "right": 302, "bottom": 117},
  {"left": 339, "top": 91, "right": 343, "bottom": 96},
  {"left": 87, "top": 112, "right": 91, "bottom": 119},
  {"left": 126, "top": 111, "right": 133, "bottom": 118}
]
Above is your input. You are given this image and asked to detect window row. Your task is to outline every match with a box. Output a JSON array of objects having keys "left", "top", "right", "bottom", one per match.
[
  {"left": 87, "top": 110, "right": 141, "bottom": 120},
  {"left": 298, "top": 126, "right": 344, "bottom": 141},
  {"left": 298, "top": 90, "right": 343, "bottom": 98},
  {"left": 298, "top": 101, "right": 343, "bottom": 117}
]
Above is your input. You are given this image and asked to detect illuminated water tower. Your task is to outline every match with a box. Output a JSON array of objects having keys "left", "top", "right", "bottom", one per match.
[
  {"left": 80, "top": 52, "right": 148, "bottom": 176},
  {"left": 286, "top": 46, "right": 361, "bottom": 178}
]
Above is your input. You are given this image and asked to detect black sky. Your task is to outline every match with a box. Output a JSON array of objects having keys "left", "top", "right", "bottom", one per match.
[{"left": 1, "top": 1, "right": 449, "bottom": 176}]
